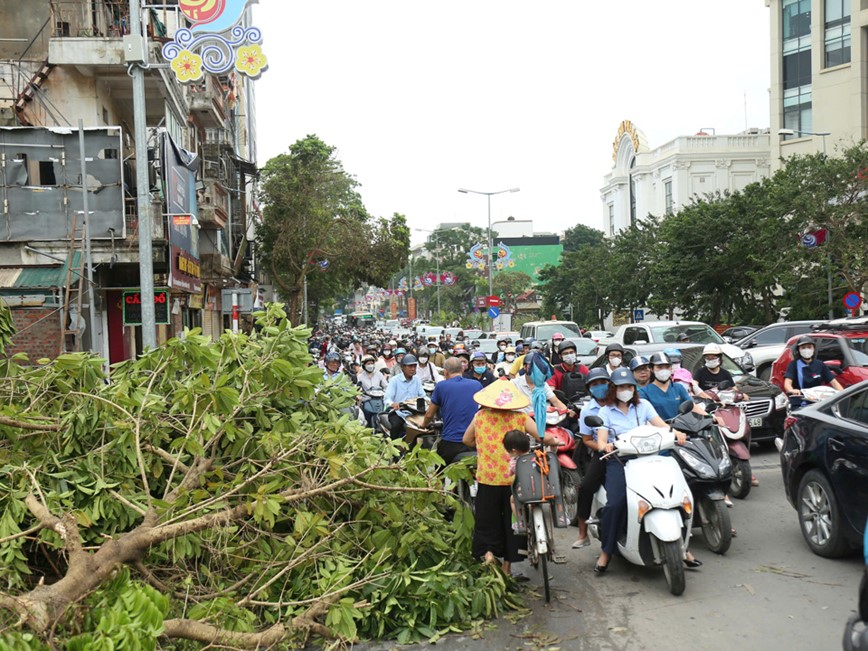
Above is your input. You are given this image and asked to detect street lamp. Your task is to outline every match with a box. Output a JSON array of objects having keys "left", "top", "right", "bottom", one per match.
[
  {"left": 457, "top": 187, "right": 520, "bottom": 298},
  {"left": 777, "top": 128, "right": 830, "bottom": 155},
  {"left": 414, "top": 228, "right": 441, "bottom": 315}
]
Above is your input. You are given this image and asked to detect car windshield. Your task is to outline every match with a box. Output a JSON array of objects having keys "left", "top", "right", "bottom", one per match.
[
  {"left": 847, "top": 336, "right": 868, "bottom": 366},
  {"left": 650, "top": 324, "right": 724, "bottom": 345},
  {"left": 536, "top": 323, "right": 582, "bottom": 340}
]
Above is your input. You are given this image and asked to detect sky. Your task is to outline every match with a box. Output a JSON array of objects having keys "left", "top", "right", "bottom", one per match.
[{"left": 251, "top": 1, "right": 771, "bottom": 246}]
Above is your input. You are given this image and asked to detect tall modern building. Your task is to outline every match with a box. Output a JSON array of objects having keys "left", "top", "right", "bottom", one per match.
[
  {"left": 601, "top": 120, "right": 771, "bottom": 235},
  {"left": 0, "top": 1, "right": 263, "bottom": 364},
  {"left": 769, "top": 0, "right": 859, "bottom": 163}
]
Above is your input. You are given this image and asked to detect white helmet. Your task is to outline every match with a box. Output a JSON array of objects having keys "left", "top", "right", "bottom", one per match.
[{"left": 702, "top": 343, "right": 722, "bottom": 356}]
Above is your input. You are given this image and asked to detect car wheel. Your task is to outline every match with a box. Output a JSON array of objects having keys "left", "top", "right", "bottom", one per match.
[
  {"left": 797, "top": 469, "right": 850, "bottom": 558},
  {"left": 758, "top": 365, "right": 771, "bottom": 382}
]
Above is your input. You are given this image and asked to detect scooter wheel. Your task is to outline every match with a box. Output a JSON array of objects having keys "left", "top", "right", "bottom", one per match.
[
  {"left": 730, "top": 459, "right": 752, "bottom": 499},
  {"left": 660, "top": 539, "right": 686, "bottom": 596},
  {"left": 699, "top": 496, "right": 732, "bottom": 555}
]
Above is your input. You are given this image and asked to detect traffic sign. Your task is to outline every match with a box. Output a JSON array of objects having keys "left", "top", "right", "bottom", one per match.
[
  {"left": 488, "top": 295, "right": 501, "bottom": 307},
  {"left": 488, "top": 306, "right": 501, "bottom": 319},
  {"left": 843, "top": 292, "right": 862, "bottom": 317},
  {"left": 633, "top": 309, "right": 645, "bottom": 322}
]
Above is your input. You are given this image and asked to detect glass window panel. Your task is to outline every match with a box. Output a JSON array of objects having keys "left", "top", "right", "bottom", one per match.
[{"left": 825, "top": 0, "right": 843, "bottom": 23}]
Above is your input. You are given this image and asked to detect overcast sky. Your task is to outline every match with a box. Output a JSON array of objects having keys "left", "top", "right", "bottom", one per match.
[{"left": 252, "top": 1, "right": 771, "bottom": 245}]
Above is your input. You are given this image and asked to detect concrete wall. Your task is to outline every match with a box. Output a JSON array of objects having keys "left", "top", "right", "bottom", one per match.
[{"left": 0, "top": 1, "right": 50, "bottom": 59}]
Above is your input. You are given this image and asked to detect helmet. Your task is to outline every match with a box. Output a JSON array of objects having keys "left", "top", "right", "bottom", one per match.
[
  {"left": 471, "top": 340, "right": 481, "bottom": 348},
  {"left": 361, "top": 355, "right": 375, "bottom": 364},
  {"left": 454, "top": 348, "right": 471, "bottom": 359},
  {"left": 324, "top": 352, "right": 341, "bottom": 363},
  {"left": 497, "top": 336, "right": 508, "bottom": 344},
  {"left": 552, "top": 332, "right": 565, "bottom": 341},
  {"left": 702, "top": 343, "right": 722, "bottom": 356},
  {"left": 471, "top": 351, "right": 487, "bottom": 361},
  {"left": 795, "top": 335, "right": 813, "bottom": 348},
  {"left": 530, "top": 340, "right": 544, "bottom": 350},
  {"left": 629, "top": 355, "right": 650, "bottom": 371},
  {"left": 505, "top": 346, "right": 516, "bottom": 354},
  {"left": 557, "top": 340, "right": 577, "bottom": 354},
  {"left": 388, "top": 339, "right": 398, "bottom": 347},
  {"left": 648, "top": 352, "right": 671, "bottom": 366},
  {"left": 586, "top": 368, "right": 610, "bottom": 384},
  {"left": 401, "top": 354, "right": 418, "bottom": 366},
  {"left": 605, "top": 343, "right": 624, "bottom": 355},
  {"left": 610, "top": 368, "right": 637, "bottom": 386},
  {"left": 664, "top": 348, "right": 682, "bottom": 362},
  {"left": 395, "top": 348, "right": 406, "bottom": 356}
]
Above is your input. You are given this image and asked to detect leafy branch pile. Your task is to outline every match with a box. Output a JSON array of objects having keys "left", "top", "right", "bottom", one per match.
[{"left": 0, "top": 302, "right": 518, "bottom": 649}]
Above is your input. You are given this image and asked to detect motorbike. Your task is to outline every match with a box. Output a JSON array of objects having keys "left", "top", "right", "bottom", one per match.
[
  {"left": 544, "top": 406, "right": 581, "bottom": 526},
  {"left": 669, "top": 401, "right": 733, "bottom": 554},
  {"left": 584, "top": 415, "right": 694, "bottom": 596},
  {"left": 703, "top": 383, "right": 752, "bottom": 499},
  {"left": 361, "top": 387, "right": 385, "bottom": 429}
]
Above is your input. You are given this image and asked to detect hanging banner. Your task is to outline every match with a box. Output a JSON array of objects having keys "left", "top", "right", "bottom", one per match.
[
  {"left": 494, "top": 241, "right": 516, "bottom": 270},
  {"left": 413, "top": 276, "right": 424, "bottom": 291},
  {"left": 163, "top": 133, "right": 202, "bottom": 294},
  {"left": 441, "top": 271, "right": 456, "bottom": 286},
  {"left": 466, "top": 242, "right": 487, "bottom": 270},
  {"left": 423, "top": 272, "right": 436, "bottom": 287}
]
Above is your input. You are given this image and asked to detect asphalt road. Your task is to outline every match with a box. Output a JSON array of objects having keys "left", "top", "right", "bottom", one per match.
[{"left": 356, "top": 445, "right": 864, "bottom": 651}]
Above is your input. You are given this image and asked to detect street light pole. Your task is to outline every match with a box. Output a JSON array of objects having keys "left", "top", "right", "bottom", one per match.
[{"left": 457, "top": 187, "right": 520, "bottom": 299}]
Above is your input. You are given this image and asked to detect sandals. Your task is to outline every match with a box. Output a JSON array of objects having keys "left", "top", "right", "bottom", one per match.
[{"left": 751, "top": 475, "right": 760, "bottom": 487}]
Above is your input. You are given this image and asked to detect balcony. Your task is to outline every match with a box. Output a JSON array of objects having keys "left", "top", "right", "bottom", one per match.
[
  {"left": 197, "top": 180, "right": 229, "bottom": 229},
  {"left": 188, "top": 76, "right": 226, "bottom": 128},
  {"left": 201, "top": 253, "right": 233, "bottom": 280}
]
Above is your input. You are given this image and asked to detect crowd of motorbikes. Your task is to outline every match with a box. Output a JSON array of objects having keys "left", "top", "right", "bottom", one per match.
[{"left": 309, "top": 324, "right": 863, "bottom": 613}]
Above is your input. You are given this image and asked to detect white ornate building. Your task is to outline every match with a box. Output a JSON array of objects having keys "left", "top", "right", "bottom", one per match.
[{"left": 600, "top": 120, "right": 772, "bottom": 236}]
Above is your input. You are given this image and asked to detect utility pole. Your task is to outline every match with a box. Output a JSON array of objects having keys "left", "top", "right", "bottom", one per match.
[{"left": 128, "top": 0, "right": 157, "bottom": 349}]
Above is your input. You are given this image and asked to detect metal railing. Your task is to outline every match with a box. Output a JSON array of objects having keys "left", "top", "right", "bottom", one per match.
[{"left": 49, "top": 1, "right": 180, "bottom": 40}]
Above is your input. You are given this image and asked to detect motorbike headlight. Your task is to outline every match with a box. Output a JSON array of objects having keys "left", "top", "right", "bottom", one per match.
[
  {"left": 774, "top": 392, "right": 788, "bottom": 410},
  {"left": 676, "top": 448, "right": 716, "bottom": 479},
  {"left": 631, "top": 433, "right": 662, "bottom": 454}
]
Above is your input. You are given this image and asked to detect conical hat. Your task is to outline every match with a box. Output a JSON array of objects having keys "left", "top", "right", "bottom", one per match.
[{"left": 474, "top": 379, "right": 530, "bottom": 410}]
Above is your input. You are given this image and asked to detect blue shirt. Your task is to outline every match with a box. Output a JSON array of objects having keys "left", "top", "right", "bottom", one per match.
[
  {"left": 598, "top": 399, "right": 659, "bottom": 444},
  {"left": 640, "top": 381, "right": 691, "bottom": 421},
  {"left": 431, "top": 376, "right": 482, "bottom": 442},
  {"left": 578, "top": 398, "right": 603, "bottom": 437},
  {"left": 385, "top": 372, "right": 425, "bottom": 406}
]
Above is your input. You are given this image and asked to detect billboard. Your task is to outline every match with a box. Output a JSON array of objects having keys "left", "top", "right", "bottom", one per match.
[{"left": 163, "top": 134, "right": 202, "bottom": 294}]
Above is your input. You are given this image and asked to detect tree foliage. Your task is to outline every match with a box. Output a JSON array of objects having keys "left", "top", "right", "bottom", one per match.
[
  {"left": 0, "top": 301, "right": 519, "bottom": 649},
  {"left": 258, "top": 135, "right": 409, "bottom": 323},
  {"left": 541, "top": 143, "right": 868, "bottom": 327}
]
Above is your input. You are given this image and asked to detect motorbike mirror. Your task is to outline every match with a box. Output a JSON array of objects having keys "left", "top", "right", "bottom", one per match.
[
  {"left": 678, "top": 400, "right": 694, "bottom": 415},
  {"left": 584, "top": 415, "right": 603, "bottom": 428}
]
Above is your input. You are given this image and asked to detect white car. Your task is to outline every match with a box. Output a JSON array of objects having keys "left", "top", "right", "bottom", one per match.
[
  {"left": 609, "top": 320, "right": 754, "bottom": 371},
  {"left": 586, "top": 330, "right": 614, "bottom": 343}
]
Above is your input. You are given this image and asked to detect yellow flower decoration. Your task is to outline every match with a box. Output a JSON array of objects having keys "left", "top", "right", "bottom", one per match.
[
  {"left": 465, "top": 262, "right": 473, "bottom": 269},
  {"left": 171, "top": 49, "right": 203, "bottom": 83},
  {"left": 235, "top": 44, "right": 268, "bottom": 78},
  {"left": 508, "top": 260, "right": 516, "bottom": 268}
]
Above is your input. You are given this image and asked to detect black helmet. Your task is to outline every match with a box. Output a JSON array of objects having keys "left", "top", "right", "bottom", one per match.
[
  {"left": 629, "top": 355, "right": 650, "bottom": 371},
  {"left": 324, "top": 352, "right": 341, "bottom": 363},
  {"left": 604, "top": 343, "right": 624, "bottom": 354},
  {"left": 557, "top": 340, "right": 577, "bottom": 354},
  {"left": 648, "top": 352, "right": 670, "bottom": 366},
  {"left": 795, "top": 335, "right": 813, "bottom": 348}
]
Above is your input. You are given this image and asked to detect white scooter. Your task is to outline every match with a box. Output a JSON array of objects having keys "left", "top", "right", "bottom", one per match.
[{"left": 584, "top": 417, "right": 694, "bottom": 596}]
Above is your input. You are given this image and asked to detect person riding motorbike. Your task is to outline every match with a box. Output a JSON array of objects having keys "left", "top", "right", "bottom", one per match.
[
  {"left": 376, "top": 343, "right": 397, "bottom": 373},
  {"left": 547, "top": 340, "right": 590, "bottom": 401},
  {"left": 322, "top": 352, "right": 344, "bottom": 381},
  {"left": 593, "top": 368, "right": 687, "bottom": 574},
  {"left": 639, "top": 352, "right": 692, "bottom": 421},
  {"left": 495, "top": 346, "right": 517, "bottom": 378},
  {"left": 511, "top": 352, "right": 574, "bottom": 416},
  {"left": 389, "top": 348, "right": 408, "bottom": 377},
  {"left": 490, "top": 337, "right": 510, "bottom": 365},
  {"left": 573, "top": 368, "right": 611, "bottom": 549},
  {"left": 426, "top": 339, "right": 447, "bottom": 368},
  {"left": 666, "top": 348, "right": 695, "bottom": 394},
  {"left": 465, "top": 350, "right": 496, "bottom": 387},
  {"left": 783, "top": 335, "right": 843, "bottom": 406},
  {"left": 416, "top": 349, "right": 443, "bottom": 384},
  {"left": 384, "top": 354, "right": 426, "bottom": 441},
  {"left": 357, "top": 355, "right": 389, "bottom": 427},
  {"left": 548, "top": 332, "right": 567, "bottom": 365},
  {"left": 453, "top": 346, "right": 471, "bottom": 373},
  {"left": 421, "top": 357, "right": 482, "bottom": 464},
  {"left": 693, "top": 343, "right": 734, "bottom": 392},
  {"left": 629, "top": 355, "right": 652, "bottom": 388}
]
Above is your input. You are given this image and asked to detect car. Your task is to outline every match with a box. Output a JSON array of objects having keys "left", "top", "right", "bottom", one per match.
[
  {"left": 462, "top": 329, "right": 486, "bottom": 340},
  {"left": 770, "top": 317, "right": 868, "bottom": 391},
  {"left": 474, "top": 338, "right": 499, "bottom": 356},
  {"left": 520, "top": 320, "right": 583, "bottom": 343},
  {"left": 608, "top": 320, "right": 754, "bottom": 372},
  {"left": 734, "top": 320, "right": 824, "bottom": 381},
  {"left": 588, "top": 343, "right": 788, "bottom": 442},
  {"left": 491, "top": 331, "right": 520, "bottom": 342},
  {"left": 778, "top": 380, "right": 868, "bottom": 557},
  {"left": 585, "top": 330, "right": 614, "bottom": 343},
  {"left": 721, "top": 325, "right": 760, "bottom": 342},
  {"left": 563, "top": 337, "right": 600, "bottom": 368}
]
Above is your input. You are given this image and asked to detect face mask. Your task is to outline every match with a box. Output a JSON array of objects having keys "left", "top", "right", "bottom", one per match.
[
  {"left": 473, "top": 365, "right": 487, "bottom": 374},
  {"left": 616, "top": 388, "right": 634, "bottom": 403},
  {"left": 364, "top": 364, "right": 375, "bottom": 373},
  {"left": 654, "top": 369, "right": 672, "bottom": 382},
  {"left": 590, "top": 384, "right": 609, "bottom": 400},
  {"left": 799, "top": 346, "right": 814, "bottom": 359},
  {"left": 383, "top": 351, "right": 392, "bottom": 357},
  {"left": 672, "top": 362, "right": 681, "bottom": 370},
  {"left": 562, "top": 353, "right": 577, "bottom": 365},
  {"left": 705, "top": 358, "right": 720, "bottom": 369},
  {"left": 418, "top": 356, "right": 429, "bottom": 364},
  {"left": 428, "top": 347, "right": 437, "bottom": 354},
  {"left": 609, "top": 356, "right": 622, "bottom": 368},
  {"left": 498, "top": 344, "right": 507, "bottom": 351},
  {"left": 505, "top": 354, "right": 515, "bottom": 362}
]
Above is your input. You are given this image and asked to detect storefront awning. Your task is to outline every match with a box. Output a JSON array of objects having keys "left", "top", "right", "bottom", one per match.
[{"left": 0, "top": 252, "right": 81, "bottom": 290}]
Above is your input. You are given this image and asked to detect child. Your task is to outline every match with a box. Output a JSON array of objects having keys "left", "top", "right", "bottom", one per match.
[{"left": 503, "top": 429, "right": 531, "bottom": 532}]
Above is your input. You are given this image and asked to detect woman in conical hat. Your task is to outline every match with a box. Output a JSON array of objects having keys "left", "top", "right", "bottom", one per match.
[{"left": 462, "top": 379, "right": 558, "bottom": 577}]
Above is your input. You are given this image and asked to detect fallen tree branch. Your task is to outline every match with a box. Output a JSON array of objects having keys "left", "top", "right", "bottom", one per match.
[
  {"left": 143, "top": 444, "right": 190, "bottom": 474},
  {"left": 0, "top": 416, "right": 60, "bottom": 431},
  {"left": 23, "top": 495, "right": 84, "bottom": 564},
  {"left": 0, "top": 523, "right": 43, "bottom": 545}
]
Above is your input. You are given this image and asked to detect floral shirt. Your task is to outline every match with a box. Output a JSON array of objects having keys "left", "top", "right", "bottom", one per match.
[{"left": 472, "top": 408, "right": 528, "bottom": 486}]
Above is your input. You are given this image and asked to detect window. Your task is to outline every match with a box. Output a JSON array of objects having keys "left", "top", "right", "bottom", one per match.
[
  {"left": 839, "top": 389, "right": 868, "bottom": 425},
  {"left": 824, "top": 0, "right": 850, "bottom": 67},
  {"left": 664, "top": 179, "right": 673, "bottom": 214},
  {"left": 815, "top": 337, "right": 845, "bottom": 364},
  {"left": 623, "top": 327, "right": 648, "bottom": 345},
  {"left": 608, "top": 204, "right": 615, "bottom": 236},
  {"left": 782, "top": 0, "right": 812, "bottom": 139},
  {"left": 753, "top": 326, "right": 789, "bottom": 346}
]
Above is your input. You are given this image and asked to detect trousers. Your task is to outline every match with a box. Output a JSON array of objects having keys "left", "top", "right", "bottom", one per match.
[{"left": 600, "top": 457, "right": 627, "bottom": 555}]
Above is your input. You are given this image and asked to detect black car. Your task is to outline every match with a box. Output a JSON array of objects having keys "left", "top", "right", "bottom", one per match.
[
  {"left": 588, "top": 343, "right": 788, "bottom": 442},
  {"left": 721, "top": 325, "right": 760, "bottom": 342},
  {"left": 778, "top": 380, "right": 868, "bottom": 558}
]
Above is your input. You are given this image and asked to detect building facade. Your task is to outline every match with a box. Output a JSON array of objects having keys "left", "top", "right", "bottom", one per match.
[
  {"left": 768, "top": 0, "right": 864, "bottom": 164},
  {"left": 0, "top": 0, "right": 262, "bottom": 364},
  {"left": 601, "top": 120, "right": 771, "bottom": 236}
]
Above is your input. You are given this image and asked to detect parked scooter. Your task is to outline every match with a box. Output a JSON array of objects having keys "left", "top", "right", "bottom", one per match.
[
  {"left": 669, "top": 401, "right": 733, "bottom": 554},
  {"left": 544, "top": 407, "right": 581, "bottom": 526},
  {"left": 584, "top": 416, "right": 694, "bottom": 596},
  {"left": 703, "top": 383, "right": 752, "bottom": 499}
]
